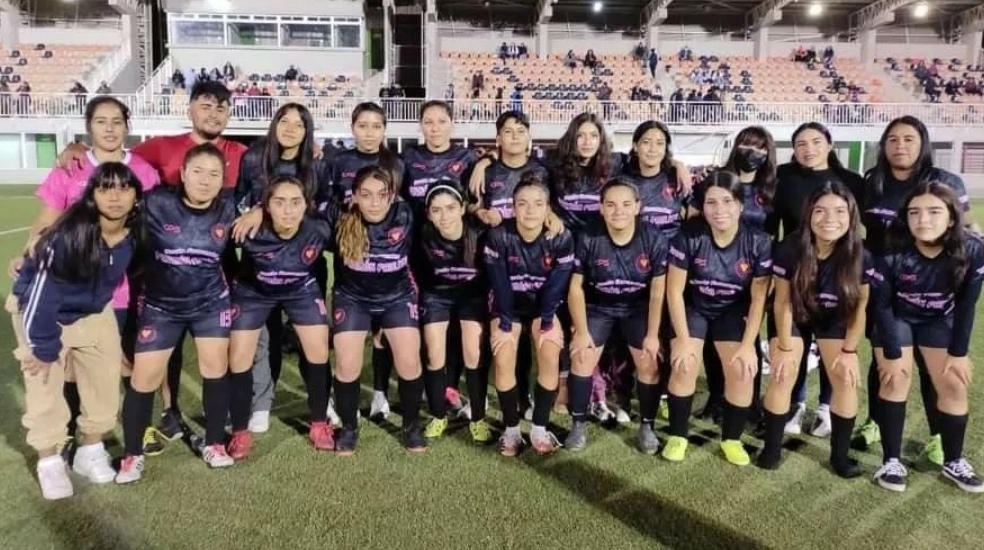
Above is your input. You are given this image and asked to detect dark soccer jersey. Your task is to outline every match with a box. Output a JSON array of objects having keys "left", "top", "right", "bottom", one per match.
[
  {"left": 401, "top": 144, "right": 476, "bottom": 211},
  {"left": 862, "top": 168, "right": 970, "bottom": 255},
  {"left": 479, "top": 158, "right": 552, "bottom": 220},
  {"left": 552, "top": 153, "right": 625, "bottom": 231},
  {"left": 621, "top": 169, "right": 687, "bottom": 240},
  {"left": 328, "top": 148, "right": 406, "bottom": 205},
  {"left": 772, "top": 234, "right": 874, "bottom": 325},
  {"left": 669, "top": 221, "right": 773, "bottom": 317},
  {"left": 331, "top": 201, "right": 416, "bottom": 305},
  {"left": 237, "top": 217, "right": 332, "bottom": 296},
  {"left": 773, "top": 163, "right": 864, "bottom": 237},
  {"left": 140, "top": 187, "right": 237, "bottom": 312},
  {"left": 412, "top": 222, "right": 485, "bottom": 297},
  {"left": 483, "top": 220, "right": 574, "bottom": 329},
  {"left": 235, "top": 142, "right": 331, "bottom": 215},
  {"left": 574, "top": 221, "right": 668, "bottom": 308},
  {"left": 690, "top": 180, "right": 776, "bottom": 235}
]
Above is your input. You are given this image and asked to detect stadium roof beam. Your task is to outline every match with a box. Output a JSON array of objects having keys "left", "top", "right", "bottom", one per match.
[
  {"left": 536, "top": 0, "right": 553, "bottom": 24},
  {"left": 850, "top": 0, "right": 918, "bottom": 34},
  {"left": 643, "top": 0, "right": 673, "bottom": 27},
  {"left": 952, "top": 3, "right": 984, "bottom": 35},
  {"left": 745, "top": 0, "right": 794, "bottom": 32}
]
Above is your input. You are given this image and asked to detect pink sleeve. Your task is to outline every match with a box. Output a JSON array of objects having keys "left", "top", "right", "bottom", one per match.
[
  {"left": 34, "top": 168, "right": 73, "bottom": 211},
  {"left": 130, "top": 156, "right": 162, "bottom": 191}
]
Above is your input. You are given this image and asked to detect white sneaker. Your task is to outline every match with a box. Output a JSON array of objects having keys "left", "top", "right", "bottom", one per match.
[
  {"left": 784, "top": 403, "right": 806, "bottom": 435},
  {"left": 326, "top": 398, "right": 342, "bottom": 428},
  {"left": 248, "top": 410, "right": 270, "bottom": 434},
  {"left": 71, "top": 442, "right": 115, "bottom": 484},
  {"left": 37, "top": 456, "right": 74, "bottom": 500},
  {"left": 369, "top": 391, "right": 391, "bottom": 421},
  {"left": 115, "top": 455, "right": 145, "bottom": 485},
  {"left": 202, "top": 444, "right": 234, "bottom": 468},
  {"left": 806, "top": 343, "right": 820, "bottom": 372},
  {"left": 810, "top": 405, "right": 832, "bottom": 438},
  {"left": 614, "top": 405, "right": 632, "bottom": 425}
]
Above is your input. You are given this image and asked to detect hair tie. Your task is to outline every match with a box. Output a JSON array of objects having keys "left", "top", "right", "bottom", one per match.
[{"left": 426, "top": 184, "right": 463, "bottom": 205}]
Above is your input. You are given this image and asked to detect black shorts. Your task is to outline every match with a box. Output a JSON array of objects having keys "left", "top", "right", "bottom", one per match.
[
  {"left": 766, "top": 312, "right": 845, "bottom": 341},
  {"left": 669, "top": 305, "right": 747, "bottom": 342},
  {"left": 586, "top": 304, "right": 648, "bottom": 349},
  {"left": 420, "top": 290, "right": 487, "bottom": 325},
  {"left": 134, "top": 298, "right": 232, "bottom": 353},
  {"left": 231, "top": 282, "right": 327, "bottom": 330},
  {"left": 870, "top": 317, "right": 952, "bottom": 350},
  {"left": 331, "top": 292, "right": 418, "bottom": 333}
]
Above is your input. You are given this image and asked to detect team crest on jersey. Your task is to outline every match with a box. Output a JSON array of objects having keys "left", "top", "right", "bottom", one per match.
[
  {"left": 542, "top": 254, "right": 553, "bottom": 268},
  {"left": 663, "top": 184, "right": 676, "bottom": 200},
  {"left": 755, "top": 192, "right": 765, "bottom": 206},
  {"left": 449, "top": 162, "right": 464, "bottom": 175},
  {"left": 388, "top": 227, "right": 405, "bottom": 244},
  {"left": 595, "top": 258, "right": 609, "bottom": 267},
  {"left": 137, "top": 326, "right": 156, "bottom": 344},
  {"left": 211, "top": 224, "right": 227, "bottom": 242},
  {"left": 900, "top": 273, "right": 917, "bottom": 283},
  {"left": 302, "top": 245, "right": 318, "bottom": 265},
  {"left": 735, "top": 259, "right": 751, "bottom": 277},
  {"left": 333, "top": 308, "right": 346, "bottom": 325},
  {"left": 636, "top": 253, "right": 650, "bottom": 273}
]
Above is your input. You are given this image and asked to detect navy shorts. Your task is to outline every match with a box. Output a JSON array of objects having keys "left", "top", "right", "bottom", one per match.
[
  {"left": 670, "top": 305, "right": 747, "bottom": 342},
  {"left": 586, "top": 304, "right": 648, "bottom": 349},
  {"left": 766, "top": 312, "right": 845, "bottom": 341},
  {"left": 331, "top": 292, "right": 418, "bottom": 333},
  {"left": 231, "top": 282, "right": 328, "bottom": 331},
  {"left": 420, "top": 290, "right": 487, "bottom": 325},
  {"left": 870, "top": 317, "right": 952, "bottom": 350},
  {"left": 134, "top": 298, "right": 233, "bottom": 353}
]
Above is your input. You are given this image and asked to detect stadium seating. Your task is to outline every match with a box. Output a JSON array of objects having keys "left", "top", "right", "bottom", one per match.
[
  {"left": 880, "top": 57, "right": 984, "bottom": 104},
  {"left": 0, "top": 44, "right": 115, "bottom": 93}
]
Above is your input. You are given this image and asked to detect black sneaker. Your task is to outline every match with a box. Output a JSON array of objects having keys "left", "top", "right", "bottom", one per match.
[
  {"left": 830, "top": 457, "right": 862, "bottom": 479},
  {"left": 402, "top": 422, "right": 428, "bottom": 453},
  {"left": 335, "top": 428, "right": 359, "bottom": 456},
  {"left": 873, "top": 459, "right": 908, "bottom": 492},
  {"left": 943, "top": 458, "right": 984, "bottom": 493},
  {"left": 564, "top": 421, "right": 588, "bottom": 451},
  {"left": 156, "top": 409, "right": 186, "bottom": 441}
]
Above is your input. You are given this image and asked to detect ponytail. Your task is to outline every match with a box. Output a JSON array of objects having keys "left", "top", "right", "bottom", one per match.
[{"left": 336, "top": 206, "right": 369, "bottom": 263}]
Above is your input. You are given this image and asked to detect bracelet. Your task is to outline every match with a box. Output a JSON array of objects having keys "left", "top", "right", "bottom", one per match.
[
  {"left": 777, "top": 345, "right": 793, "bottom": 352},
  {"left": 841, "top": 348, "right": 858, "bottom": 355}
]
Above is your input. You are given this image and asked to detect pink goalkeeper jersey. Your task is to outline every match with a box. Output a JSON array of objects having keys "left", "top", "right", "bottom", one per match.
[{"left": 35, "top": 151, "right": 161, "bottom": 309}]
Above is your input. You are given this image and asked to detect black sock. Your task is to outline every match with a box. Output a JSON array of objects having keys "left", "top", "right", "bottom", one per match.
[
  {"left": 334, "top": 377, "right": 361, "bottom": 430},
  {"left": 938, "top": 411, "right": 969, "bottom": 464},
  {"left": 122, "top": 387, "right": 155, "bottom": 456},
  {"left": 398, "top": 376, "right": 423, "bottom": 428},
  {"left": 703, "top": 342, "right": 724, "bottom": 403},
  {"left": 497, "top": 385, "right": 520, "bottom": 428},
  {"left": 636, "top": 380, "right": 659, "bottom": 426},
  {"left": 759, "top": 409, "right": 787, "bottom": 466},
  {"left": 372, "top": 345, "right": 393, "bottom": 395},
  {"left": 568, "top": 373, "right": 592, "bottom": 421},
  {"left": 64, "top": 381, "right": 81, "bottom": 435},
  {"left": 424, "top": 367, "right": 448, "bottom": 417},
  {"left": 305, "top": 362, "right": 329, "bottom": 423},
  {"left": 516, "top": 334, "right": 532, "bottom": 405},
  {"left": 667, "top": 393, "right": 694, "bottom": 438},
  {"left": 446, "top": 323, "right": 465, "bottom": 390},
  {"left": 866, "top": 356, "right": 881, "bottom": 424},
  {"left": 202, "top": 376, "right": 230, "bottom": 446},
  {"left": 721, "top": 400, "right": 749, "bottom": 441},
  {"left": 228, "top": 370, "right": 253, "bottom": 432},
  {"left": 167, "top": 343, "right": 184, "bottom": 410},
  {"left": 532, "top": 383, "right": 558, "bottom": 426},
  {"left": 878, "top": 400, "right": 907, "bottom": 461},
  {"left": 121, "top": 375, "right": 132, "bottom": 392},
  {"left": 916, "top": 362, "right": 940, "bottom": 435},
  {"left": 830, "top": 412, "right": 856, "bottom": 465},
  {"left": 465, "top": 367, "right": 487, "bottom": 421}
]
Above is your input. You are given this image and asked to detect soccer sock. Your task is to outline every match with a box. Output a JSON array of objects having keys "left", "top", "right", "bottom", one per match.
[
  {"left": 228, "top": 370, "right": 253, "bottom": 432},
  {"left": 829, "top": 412, "right": 856, "bottom": 466},
  {"left": 878, "top": 400, "right": 906, "bottom": 461},
  {"left": 465, "top": 366, "right": 487, "bottom": 422},
  {"left": 938, "top": 411, "right": 969, "bottom": 464},
  {"left": 305, "top": 362, "right": 329, "bottom": 423},
  {"left": 122, "top": 387, "right": 155, "bottom": 456},
  {"left": 568, "top": 373, "right": 592, "bottom": 422},
  {"left": 497, "top": 385, "right": 520, "bottom": 428},
  {"left": 202, "top": 376, "right": 231, "bottom": 446},
  {"left": 721, "top": 400, "right": 749, "bottom": 441},
  {"left": 424, "top": 367, "right": 448, "bottom": 417},
  {"left": 398, "top": 375, "right": 424, "bottom": 428},
  {"left": 334, "top": 377, "right": 361, "bottom": 430},
  {"left": 636, "top": 380, "right": 659, "bottom": 427},
  {"left": 666, "top": 393, "right": 695, "bottom": 438},
  {"left": 532, "top": 383, "right": 558, "bottom": 427},
  {"left": 372, "top": 345, "right": 393, "bottom": 395}
]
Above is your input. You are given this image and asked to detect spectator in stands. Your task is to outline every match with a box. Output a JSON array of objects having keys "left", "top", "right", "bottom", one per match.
[
  {"left": 198, "top": 68, "right": 208, "bottom": 83},
  {"left": 634, "top": 42, "right": 646, "bottom": 62},
  {"left": 16, "top": 81, "right": 31, "bottom": 113},
  {"left": 823, "top": 45, "right": 834, "bottom": 64},
  {"left": 509, "top": 86, "right": 523, "bottom": 113},
  {"left": 597, "top": 81, "right": 612, "bottom": 119},
  {"left": 945, "top": 77, "right": 963, "bottom": 102},
  {"left": 69, "top": 81, "right": 88, "bottom": 115},
  {"left": 566, "top": 50, "right": 578, "bottom": 70},
  {"left": 648, "top": 49, "right": 659, "bottom": 78},
  {"left": 171, "top": 69, "right": 185, "bottom": 90},
  {"left": 209, "top": 67, "right": 222, "bottom": 82},
  {"left": 518, "top": 43, "right": 528, "bottom": 59},
  {"left": 495, "top": 86, "right": 504, "bottom": 114},
  {"left": 925, "top": 78, "right": 941, "bottom": 102},
  {"left": 584, "top": 49, "right": 598, "bottom": 70},
  {"left": 96, "top": 81, "right": 111, "bottom": 94},
  {"left": 678, "top": 46, "right": 692, "bottom": 62},
  {"left": 468, "top": 89, "right": 482, "bottom": 121},
  {"left": 793, "top": 45, "right": 807, "bottom": 62},
  {"left": 0, "top": 80, "right": 9, "bottom": 116},
  {"left": 964, "top": 76, "right": 981, "bottom": 96},
  {"left": 499, "top": 42, "right": 509, "bottom": 62},
  {"left": 444, "top": 83, "right": 454, "bottom": 109},
  {"left": 222, "top": 62, "right": 235, "bottom": 80},
  {"left": 508, "top": 43, "right": 519, "bottom": 59},
  {"left": 184, "top": 66, "right": 197, "bottom": 89},
  {"left": 806, "top": 46, "right": 817, "bottom": 63},
  {"left": 471, "top": 70, "right": 484, "bottom": 93},
  {"left": 285, "top": 65, "right": 299, "bottom": 82}
]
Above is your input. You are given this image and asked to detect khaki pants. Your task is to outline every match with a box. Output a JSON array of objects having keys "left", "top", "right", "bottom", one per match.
[{"left": 6, "top": 295, "right": 122, "bottom": 452}]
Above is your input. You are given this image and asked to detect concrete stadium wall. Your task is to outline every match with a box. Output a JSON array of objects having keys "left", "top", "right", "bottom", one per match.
[
  {"left": 162, "top": 0, "right": 362, "bottom": 17},
  {"left": 169, "top": 47, "right": 364, "bottom": 77},
  {"left": 16, "top": 27, "right": 122, "bottom": 46}
]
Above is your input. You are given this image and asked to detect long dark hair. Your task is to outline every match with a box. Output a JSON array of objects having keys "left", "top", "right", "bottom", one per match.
[
  {"left": 697, "top": 168, "right": 745, "bottom": 206},
  {"left": 790, "top": 181, "right": 864, "bottom": 324},
  {"left": 351, "top": 102, "right": 401, "bottom": 190},
  {"left": 262, "top": 103, "right": 317, "bottom": 204},
  {"left": 84, "top": 95, "right": 131, "bottom": 134},
  {"left": 893, "top": 181, "right": 968, "bottom": 287},
  {"left": 260, "top": 176, "right": 310, "bottom": 231},
  {"left": 555, "top": 112, "right": 612, "bottom": 193},
  {"left": 336, "top": 166, "right": 395, "bottom": 263},
  {"left": 628, "top": 120, "right": 675, "bottom": 180},
  {"left": 723, "top": 126, "right": 776, "bottom": 206},
  {"left": 34, "top": 162, "right": 143, "bottom": 282},
  {"left": 865, "top": 116, "right": 935, "bottom": 204},
  {"left": 423, "top": 180, "right": 480, "bottom": 268},
  {"left": 790, "top": 121, "right": 848, "bottom": 173},
  {"left": 179, "top": 142, "right": 226, "bottom": 210}
]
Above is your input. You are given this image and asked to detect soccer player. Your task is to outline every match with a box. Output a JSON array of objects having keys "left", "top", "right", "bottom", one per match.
[
  {"left": 870, "top": 182, "right": 984, "bottom": 493},
  {"left": 8, "top": 162, "right": 141, "bottom": 499},
  {"left": 116, "top": 144, "right": 239, "bottom": 483},
  {"left": 413, "top": 181, "right": 491, "bottom": 443},
  {"left": 484, "top": 173, "right": 575, "bottom": 456},
  {"left": 757, "top": 182, "right": 870, "bottom": 479},
  {"left": 663, "top": 170, "right": 772, "bottom": 465},
  {"left": 565, "top": 178, "right": 667, "bottom": 452},
  {"left": 328, "top": 166, "right": 425, "bottom": 455},
  {"left": 623, "top": 120, "right": 690, "bottom": 240},
  {"left": 226, "top": 176, "right": 335, "bottom": 459}
]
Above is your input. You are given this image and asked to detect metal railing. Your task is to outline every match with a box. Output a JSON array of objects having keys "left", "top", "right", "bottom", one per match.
[
  {"left": 4, "top": 94, "right": 984, "bottom": 127},
  {"left": 81, "top": 45, "right": 130, "bottom": 92}
]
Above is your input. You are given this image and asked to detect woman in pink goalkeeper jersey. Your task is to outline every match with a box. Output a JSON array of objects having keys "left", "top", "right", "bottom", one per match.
[{"left": 8, "top": 96, "right": 159, "bottom": 446}]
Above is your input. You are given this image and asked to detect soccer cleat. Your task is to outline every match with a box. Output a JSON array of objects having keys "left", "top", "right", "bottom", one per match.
[
  {"left": 424, "top": 417, "right": 448, "bottom": 438},
  {"left": 661, "top": 435, "right": 688, "bottom": 462},
  {"left": 37, "top": 456, "right": 74, "bottom": 500},
  {"left": 326, "top": 398, "right": 342, "bottom": 428},
  {"left": 227, "top": 430, "right": 253, "bottom": 461},
  {"left": 784, "top": 403, "right": 806, "bottom": 435},
  {"left": 942, "top": 458, "right": 984, "bottom": 493},
  {"left": 830, "top": 457, "right": 862, "bottom": 479},
  {"left": 530, "top": 430, "right": 562, "bottom": 455},
  {"left": 720, "top": 439, "right": 750, "bottom": 466},
  {"left": 637, "top": 424, "right": 660, "bottom": 455},
  {"left": 335, "top": 428, "right": 359, "bottom": 456},
  {"left": 403, "top": 422, "right": 429, "bottom": 453},
  {"left": 873, "top": 459, "right": 908, "bottom": 492},
  {"left": 565, "top": 421, "right": 588, "bottom": 451},
  {"left": 369, "top": 391, "right": 391, "bottom": 421},
  {"left": 114, "top": 455, "right": 145, "bottom": 484},
  {"left": 248, "top": 410, "right": 270, "bottom": 434},
  {"left": 71, "top": 443, "right": 115, "bottom": 484},
  {"left": 589, "top": 401, "right": 616, "bottom": 423},
  {"left": 852, "top": 419, "right": 881, "bottom": 450},
  {"left": 469, "top": 419, "right": 494, "bottom": 444},
  {"left": 614, "top": 403, "right": 632, "bottom": 425},
  {"left": 923, "top": 434, "right": 944, "bottom": 467},
  {"left": 497, "top": 430, "right": 526, "bottom": 457},
  {"left": 810, "top": 405, "right": 832, "bottom": 438},
  {"left": 657, "top": 397, "right": 669, "bottom": 421},
  {"left": 156, "top": 409, "right": 186, "bottom": 441},
  {"left": 202, "top": 444, "right": 234, "bottom": 468},
  {"left": 309, "top": 421, "right": 335, "bottom": 451},
  {"left": 141, "top": 427, "right": 166, "bottom": 456}
]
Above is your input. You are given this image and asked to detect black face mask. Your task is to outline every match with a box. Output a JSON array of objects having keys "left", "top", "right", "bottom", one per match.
[{"left": 735, "top": 149, "right": 768, "bottom": 173}]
